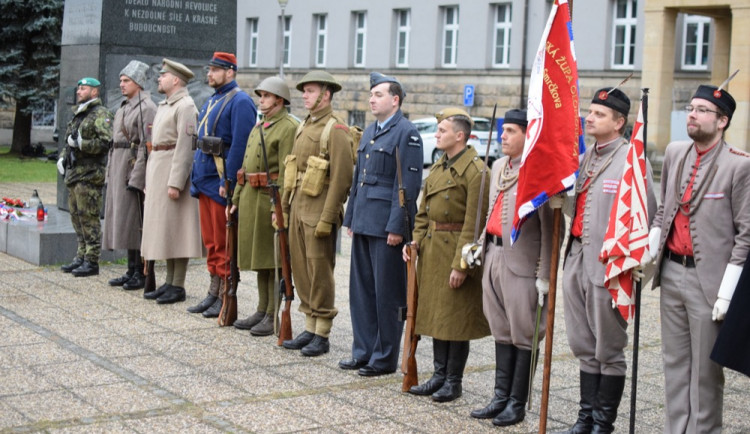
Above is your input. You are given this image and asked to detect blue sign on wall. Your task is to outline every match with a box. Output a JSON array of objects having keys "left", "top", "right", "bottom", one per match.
[{"left": 463, "top": 84, "right": 475, "bottom": 107}]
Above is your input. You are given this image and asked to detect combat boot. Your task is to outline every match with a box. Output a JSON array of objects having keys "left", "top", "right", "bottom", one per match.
[
  {"left": 122, "top": 271, "right": 145, "bottom": 290},
  {"left": 250, "top": 314, "right": 274, "bottom": 336},
  {"left": 109, "top": 267, "right": 134, "bottom": 286},
  {"left": 72, "top": 261, "right": 99, "bottom": 277},
  {"left": 61, "top": 257, "right": 84, "bottom": 273},
  {"left": 187, "top": 295, "right": 218, "bottom": 313},
  {"left": 493, "top": 347, "right": 532, "bottom": 426},
  {"left": 409, "top": 338, "right": 449, "bottom": 395},
  {"left": 234, "top": 311, "right": 266, "bottom": 330},
  {"left": 591, "top": 374, "right": 625, "bottom": 434},
  {"left": 301, "top": 334, "right": 329, "bottom": 356},
  {"left": 156, "top": 285, "right": 186, "bottom": 304},
  {"left": 282, "top": 330, "right": 315, "bottom": 349},
  {"left": 431, "top": 340, "right": 469, "bottom": 402},
  {"left": 471, "top": 343, "right": 516, "bottom": 418},
  {"left": 202, "top": 297, "right": 223, "bottom": 318},
  {"left": 144, "top": 283, "right": 169, "bottom": 300},
  {"left": 554, "top": 370, "right": 600, "bottom": 434}
]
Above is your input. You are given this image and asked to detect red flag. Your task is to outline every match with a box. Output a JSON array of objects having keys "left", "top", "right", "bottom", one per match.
[
  {"left": 599, "top": 101, "right": 651, "bottom": 323},
  {"left": 511, "top": 0, "right": 583, "bottom": 244}
]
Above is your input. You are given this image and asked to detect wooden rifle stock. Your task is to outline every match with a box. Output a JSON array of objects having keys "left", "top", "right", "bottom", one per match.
[
  {"left": 401, "top": 243, "right": 419, "bottom": 392},
  {"left": 271, "top": 185, "right": 294, "bottom": 345},
  {"left": 143, "top": 260, "right": 156, "bottom": 293},
  {"left": 218, "top": 178, "right": 239, "bottom": 326}
]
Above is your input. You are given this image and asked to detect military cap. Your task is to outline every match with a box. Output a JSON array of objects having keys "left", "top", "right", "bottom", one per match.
[
  {"left": 435, "top": 107, "right": 474, "bottom": 128},
  {"left": 592, "top": 87, "right": 630, "bottom": 117},
  {"left": 119, "top": 60, "right": 149, "bottom": 89},
  {"left": 504, "top": 109, "right": 527, "bottom": 128},
  {"left": 693, "top": 85, "right": 736, "bottom": 120},
  {"left": 159, "top": 58, "right": 194, "bottom": 83},
  {"left": 77, "top": 77, "right": 101, "bottom": 87},
  {"left": 208, "top": 52, "right": 237, "bottom": 71}
]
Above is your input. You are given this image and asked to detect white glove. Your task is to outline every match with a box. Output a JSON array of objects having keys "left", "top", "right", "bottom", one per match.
[
  {"left": 57, "top": 157, "right": 65, "bottom": 175},
  {"left": 67, "top": 134, "right": 76, "bottom": 148},
  {"left": 460, "top": 242, "right": 482, "bottom": 269},
  {"left": 648, "top": 227, "right": 661, "bottom": 260},
  {"left": 76, "top": 132, "right": 83, "bottom": 148},
  {"left": 632, "top": 266, "right": 645, "bottom": 282},
  {"left": 548, "top": 194, "right": 564, "bottom": 209},
  {"left": 535, "top": 278, "right": 549, "bottom": 306},
  {"left": 712, "top": 263, "right": 742, "bottom": 321}
]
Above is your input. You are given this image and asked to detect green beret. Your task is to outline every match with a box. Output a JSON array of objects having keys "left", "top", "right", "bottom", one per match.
[
  {"left": 77, "top": 77, "right": 101, "bottom": 87},
  {"left": 435, "top": 107, "right": 474, "bottom": 127}
]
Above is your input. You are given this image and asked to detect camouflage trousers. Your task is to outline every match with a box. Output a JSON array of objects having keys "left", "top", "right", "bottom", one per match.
[{"left": 67, "top": 182, "right": 103, "bottom": 263}]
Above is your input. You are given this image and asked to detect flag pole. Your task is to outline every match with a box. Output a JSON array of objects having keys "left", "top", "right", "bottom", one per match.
[{"left": 628, "top": 87, "right": 648, "bottom": 434}]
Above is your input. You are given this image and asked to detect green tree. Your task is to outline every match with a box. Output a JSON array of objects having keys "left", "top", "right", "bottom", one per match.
[{"left": 0, "top": 0, "right": 63, "bottom": 154}]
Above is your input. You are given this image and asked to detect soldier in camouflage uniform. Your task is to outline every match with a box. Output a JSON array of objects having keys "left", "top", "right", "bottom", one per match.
[{"left": 58, "top": 77, "right": 113, "bottom": 277}]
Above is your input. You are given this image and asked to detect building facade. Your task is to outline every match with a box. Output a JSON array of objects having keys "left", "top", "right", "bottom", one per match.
[{"left": 235, "top": 0, "right": 749, "bottom": 151}]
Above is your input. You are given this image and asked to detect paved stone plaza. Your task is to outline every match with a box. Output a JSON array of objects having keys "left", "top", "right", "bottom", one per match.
[{"left": 1, "top": 182, "right": 748, "bottom": 433}]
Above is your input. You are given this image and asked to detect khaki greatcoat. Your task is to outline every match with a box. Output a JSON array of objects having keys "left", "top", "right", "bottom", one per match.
[
  {"left": 103, "top": 91, "right": 156, "bottom": 250},
  {"left": 232, "top": 109, "right": 298, "bottom": 270},
  {"left": 412, "top": 146, "right": 490, "bottom": 341},
  {"left": 141, "top": 87, "right": 204, "bottom": 260}
]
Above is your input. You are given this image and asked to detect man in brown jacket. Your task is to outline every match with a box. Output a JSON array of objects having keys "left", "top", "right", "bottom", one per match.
[
  {"left": 280, "top": 71, "right": 353, "bottom": 356},
  {"left": 403, "top": 107, "right": 490, "bottom": 403},
  {"left": 103, "top": 60, "right": 156, "bottom": 290}
]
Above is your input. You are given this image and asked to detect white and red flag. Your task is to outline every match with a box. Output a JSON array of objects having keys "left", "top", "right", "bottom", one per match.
[
  {"left": 511, "top": 0, "right": 584, "bottom": 244},
  {"left": 599, "top": 101, "right": 651, "bottom": 323}
]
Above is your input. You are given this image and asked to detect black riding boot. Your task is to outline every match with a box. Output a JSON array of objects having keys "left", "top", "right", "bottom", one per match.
[
  {"left": 555, "top": 370, "right": 601, "bottom": 434},
  {"left": 493, "top": 347, "right": 532, "bottom": 426},
  {"left": 109, "top": 250, "right": 137, "bottom": 286},
  {"left": 431, "top": 340, "right": 469, "bottom": 402},
  {"left": 471, "top": 343, "right": 516, "bottom": 418},
  {"left": 408, "top": 338, "right": 449, "bottom": 395},
  {"left": 591, "top": 374, "right": 625, "bottom": 434},
  {"left": 123, "top": 251, "right": 145, "bottom": 290}
]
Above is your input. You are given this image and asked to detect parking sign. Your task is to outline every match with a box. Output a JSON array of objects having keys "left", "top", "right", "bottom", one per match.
[{"left": 463, "top": 85, "right": 475, "bottom": 107}]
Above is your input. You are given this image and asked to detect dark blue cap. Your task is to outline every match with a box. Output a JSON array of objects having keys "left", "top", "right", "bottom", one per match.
[
  {"left": 693, "top": 85, "right": 736, "bottom": 119},
  {"left": 592, "top": 87, "right": 630, "bottom": 116},
  {"left": 504, "top": 109, "right": 527, "bottom": 128}
]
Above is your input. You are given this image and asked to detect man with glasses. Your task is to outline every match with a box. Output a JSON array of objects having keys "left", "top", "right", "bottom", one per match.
[{"left": 649, "top": 84, "right": 750, "bottom": 433}]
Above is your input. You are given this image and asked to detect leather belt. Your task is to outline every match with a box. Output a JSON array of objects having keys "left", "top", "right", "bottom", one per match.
[
  {"left": 431, "top": 221, "right": 463, "bottom": 232},
  {"left": 487, "top": 233, "right": 503, "bottom": 246},
  {"left": 571, "top": 236, "right": 582, "bottom": 244},
  {"left": 666, "top": 249, "right": 695, "bottom": 268},
  {"left": 112, "top": 141, "right": 131, "bottom": 149},
  {"left": 152, "top": 144, "right": 176, "bottom": 152}
]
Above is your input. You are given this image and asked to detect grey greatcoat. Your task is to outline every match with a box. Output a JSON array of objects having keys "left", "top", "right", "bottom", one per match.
[
  {"left": 141, "top": 87, "right": 204, "bottom": 260},
  {"left": 481, "top": 156, "right": 554, "bottom": 349},
  {"left": 103, "top": 91, "right": 156, "bottom": 250}
]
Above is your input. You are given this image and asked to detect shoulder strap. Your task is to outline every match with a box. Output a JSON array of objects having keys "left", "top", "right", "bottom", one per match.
[
  {"left": 209, "top": 87, "right": 241, "bottom": 136},
  {"left": 319, "top": 117, "right": 338, "bottom": 158}
]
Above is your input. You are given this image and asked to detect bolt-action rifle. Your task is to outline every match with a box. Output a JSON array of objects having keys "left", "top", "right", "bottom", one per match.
[{"left": 218, "top": 143, "right": 239, "bottom": 326}]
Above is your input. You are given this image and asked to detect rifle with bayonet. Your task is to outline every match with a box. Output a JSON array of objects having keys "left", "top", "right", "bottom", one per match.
[
  {"left": 396, "top": 145, "right": 419, "bottom": 392},
  {"left": 135, "top": 91, "right": 156, "bottom": 295},
  {"left": 258, "top": 124, "right": 295, "bottom": 344},
  {"left": 218, "top": 146, "right": 239, "bottom": 326}
]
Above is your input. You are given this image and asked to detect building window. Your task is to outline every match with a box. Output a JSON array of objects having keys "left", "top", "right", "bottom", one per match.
[
  {"left": 611, "top": 0, "right": 637, "bottom": 69},
  {"left": 282, "top": 16, "right": 291, "bottom": 67},
  {"left": 32, "top": 99, "right": 56, "bottom": 128},
  {"left": 247, "top": 18, "right": 259, "bottom": 67},
  {"left": 353, "top": 11, "right": 367, "bottom": 67},
  {"left": 493, "top": 4, "right": 512, "bottom": 67},
  {"left": 395, "top": 9, "right": 411, "bottom": 67},
  {"left": 314, "top": 14, "right": 327, "bottom": 67},
  {"left": 349, "top": 110, "right": 366, "bottom": 129},
  {"left": 682, "top": 15, "right": 710, "bottom": 70},
  {"left": 442, "top": 6, "right": 459, "bottom": 67}
]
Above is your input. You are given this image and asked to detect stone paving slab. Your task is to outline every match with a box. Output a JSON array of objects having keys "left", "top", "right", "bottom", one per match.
[{"left": 0, "top": 182, "right": 749, "bottom": 432}]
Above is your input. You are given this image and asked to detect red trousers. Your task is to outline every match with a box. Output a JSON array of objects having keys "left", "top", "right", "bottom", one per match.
[{"left": 199, "top": 194, "right": 229, "bottom": 278}]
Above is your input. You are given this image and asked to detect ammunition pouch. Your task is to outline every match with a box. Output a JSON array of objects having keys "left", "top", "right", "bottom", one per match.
[
  {"left": 236, "top": 168, "right": 246, "bottom": 186},
  {"left": 248, "top": 172, "right": 279, "bottom": 188},
  {"left": 283, "top": 154, "right": 297, "bottom": 192},
  {"left": 300, "top": 155, "right": 329, "bottom": 197},
  {"left": 197, "top": 136, "right": 225, "bottom": 156}
]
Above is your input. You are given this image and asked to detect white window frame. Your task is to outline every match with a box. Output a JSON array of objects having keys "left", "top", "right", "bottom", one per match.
[
  {"left": 611, "top": 0, "right": 637, "bottom": 69},
  {"left": 442, "top": 6, "right": 459, "bottom": 68},
  {"left": 493, "top": 3, "right": 512, "bottom": 68},
  {"left": 282, "top": 16, "right": 291, "bottom": 68},
  {"left": 314, "top": 14, "right": 327, "bottom": 67},
  {"left": 247, "top": 18, "right": 259, "bottom": 68},
  {"left": 681, "top": 14, "right": 711, "bottom": 70},
  {"left": 353, "top": 11, "right": 367, "bottom": 68},
  {"left": 395, "top": 9, "right": 411, "bottom": 68}
]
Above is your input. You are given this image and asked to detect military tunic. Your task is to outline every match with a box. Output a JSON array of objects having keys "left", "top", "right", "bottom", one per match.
[
  {"left": 141, "top": 87, "right": 203, "bottom": 260},
  {"left": 651, "top": 140, "right": 750, "bottom": 433},
  {"left": 282, "top": 104, "right": 353, "bottom": 320},
  {"left": 412, "top": 146, "right": 490, "bottom": 341},
  {"left": 481, "top": 156, "right": 554, "bottom": 349},
  {"left": 103, "top": 91, "right": 156, "bottom": 250},
  {"left": 62, "top": 98, "right": 113, "bottom": 262},
  {"left": 232, "top": 109, "right": 298, "bottom": 271}
]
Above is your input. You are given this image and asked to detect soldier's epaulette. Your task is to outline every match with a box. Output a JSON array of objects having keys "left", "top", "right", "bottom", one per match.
[
  {"left": 334, "top": 124, "right": 348, "bottom": 131},
  {"left": 729, "top": 148, "right": 750, "bottom": 158}
]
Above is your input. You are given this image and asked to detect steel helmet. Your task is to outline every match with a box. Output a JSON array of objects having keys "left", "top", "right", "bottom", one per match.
[
  {"left": 295, "top": 70, "right": 342, "bottom": 93},
  {"left": 254, "top": 76, "right": 291, "bottom": 105}
]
